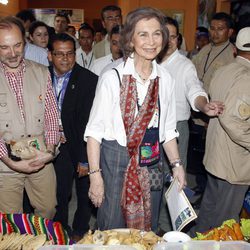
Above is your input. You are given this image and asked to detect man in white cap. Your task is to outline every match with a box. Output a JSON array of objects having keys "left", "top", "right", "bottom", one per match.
[{"left": 191, "top": 27, "right": 250, "bottom": 235}]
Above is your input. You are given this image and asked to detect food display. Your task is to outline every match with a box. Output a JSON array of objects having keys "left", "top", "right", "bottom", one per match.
[
  {"left": 77, "top": 229, "right": 162, "bottom": 250},
  {"left": 1, "top": 212, "right": 249, "bottom": 249},
  {"left": 194, "top": 219, "right": 250, "bottom": 241},
  {"left": 0, "top": 232, "right": 51, "bottom": 250}
]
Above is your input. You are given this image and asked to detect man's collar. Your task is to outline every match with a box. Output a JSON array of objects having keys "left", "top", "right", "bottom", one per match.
[
  {"left": 123, "top": 54, "right": 158, "bottom": 80},
  {"left": 162, "top": 49, "right": 179, "bottom": 63},
  {"left": 0, "top": 59, "right": 26, "bottom": 74},
  {"left": 236, "top": 56, "right": 250, "bottom": 66},
  {"left": 211, "top": 40, "right": 230, "bottom": 47},
  {"left": 105, "top": 34, "right": 109, "bottom": 41},
  {"left": 53, "top": 68, "right": 73, "bottom": 78},
  {"left": 79, "top": 47, "right": 93, "bottom": 56}
]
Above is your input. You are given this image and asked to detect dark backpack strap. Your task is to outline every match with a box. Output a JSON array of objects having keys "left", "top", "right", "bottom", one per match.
[{"left": 112, "top": 68, "right": 122, "bottom": 87}]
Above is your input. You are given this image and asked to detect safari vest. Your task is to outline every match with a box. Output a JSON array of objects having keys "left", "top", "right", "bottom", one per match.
[{"left": 0, "top": 60, "right": 49, "bottom": 173}]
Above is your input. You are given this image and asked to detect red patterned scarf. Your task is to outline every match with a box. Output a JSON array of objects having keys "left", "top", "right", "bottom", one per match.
[{"left": 120, "top": 74, "right": 159, "bottom": 231}]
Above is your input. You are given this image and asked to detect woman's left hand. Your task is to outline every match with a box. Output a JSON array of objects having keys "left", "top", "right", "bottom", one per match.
[
  {"left": 88, "top": 173, "right": 105, "bottom": 207},
  {"left": 172, "top": 165, "right": 187, "bottom": 191}
]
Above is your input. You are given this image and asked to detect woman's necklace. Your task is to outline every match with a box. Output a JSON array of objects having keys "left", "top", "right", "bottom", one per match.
[
  {"left": 137, "top": 72, "right": 147, "bottom": 81},
  {"left": 136, "top": 66, "right": 153, "bottom": 82}
]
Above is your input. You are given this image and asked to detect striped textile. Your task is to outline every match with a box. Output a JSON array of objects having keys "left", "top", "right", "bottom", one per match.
[{"left": 0, "top": 213, "right": 72, "bottom": 245}]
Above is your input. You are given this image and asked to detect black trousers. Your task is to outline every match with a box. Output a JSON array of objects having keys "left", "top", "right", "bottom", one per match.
[
  {"left": 190, "top": 173, "right": 248, "bottom": 236},
  {"left": 53, "top": 143, "right": 93, "bottom": 236}
]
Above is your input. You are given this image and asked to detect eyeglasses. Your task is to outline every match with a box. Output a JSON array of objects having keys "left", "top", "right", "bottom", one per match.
[
  {"left": 104, "top": 15, "right": 121, "bottom": 22},
  {"left": 169, "top": 35, "right": 178, "bottom": 41},
  {"left": 52, "top": 51, "right": 75, "bottom": 58}
]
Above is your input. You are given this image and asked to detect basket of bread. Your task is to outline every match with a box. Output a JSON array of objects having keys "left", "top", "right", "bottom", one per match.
[{"left": 75, "top": 229, "right": 162, "bottom": 250}]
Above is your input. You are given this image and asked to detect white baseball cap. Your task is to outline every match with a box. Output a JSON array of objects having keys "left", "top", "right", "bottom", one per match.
[{"left": 236, "top": 27, "right": 250, "bottom": 51}]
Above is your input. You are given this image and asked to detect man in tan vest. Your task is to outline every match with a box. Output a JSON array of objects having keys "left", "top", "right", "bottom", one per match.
[
  {"left": 191, "top": 27, "right": 250, "bottom": 235},
  {"left": 0, "top": 16, "right": 60, "bottom": 219},
  {"left": 190, "top": 13, "right": 236, "bottom": 203}
]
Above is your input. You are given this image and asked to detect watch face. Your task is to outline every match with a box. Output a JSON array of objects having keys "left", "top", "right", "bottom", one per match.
[{"left": 171, "top": 159, "right": 183, "bottom": 168}]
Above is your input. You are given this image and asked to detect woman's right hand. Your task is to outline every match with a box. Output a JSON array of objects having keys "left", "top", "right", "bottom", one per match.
[
  {"left": 172, "top": 165, "right": 187, "bottom": 191},
  {"left": 88, "top": 173, "right": 104, "bottom": 207}
]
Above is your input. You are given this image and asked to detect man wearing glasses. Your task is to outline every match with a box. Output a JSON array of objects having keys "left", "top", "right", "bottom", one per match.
[
  {"left": 93, "top": 5, "right": 122, "bottom": 59},
  {"left": 48, "top": 33, "right": 97, "bottom": 241}
]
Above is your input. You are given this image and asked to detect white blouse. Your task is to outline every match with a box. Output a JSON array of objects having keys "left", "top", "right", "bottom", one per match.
[{"left": 84, "top": 56, "right": 179, "bottom": 146}]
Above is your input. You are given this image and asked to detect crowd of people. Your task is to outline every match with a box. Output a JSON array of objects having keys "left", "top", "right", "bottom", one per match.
[{"left": 0, "top": 4, "right": 249, "bottom": 243}]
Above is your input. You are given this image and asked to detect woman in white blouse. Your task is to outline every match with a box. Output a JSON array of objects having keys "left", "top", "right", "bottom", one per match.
[{"left": 84, "top": 7, "right": 186, "bottom": 231}]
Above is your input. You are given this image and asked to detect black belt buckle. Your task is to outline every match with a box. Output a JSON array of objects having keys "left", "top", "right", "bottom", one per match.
[{"left": 5, "top": 143, "right": 22, "bottom": 161}]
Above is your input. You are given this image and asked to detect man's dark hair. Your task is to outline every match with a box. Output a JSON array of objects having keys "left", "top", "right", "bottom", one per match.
[
  {"left": 196, "top": 26, "right": 209, "bottom": 38},
  {"left": 164, "top": 16, "right": 179, "bottom": 35},
  {"left": 177, "top": 33, "right": 183, "bottom": 50},
  {"left": 16, "top": 9, "right": 36, "bottom": 23},
  {"left": 101, "top": 5, "right": 121, "bottom": 20},
  {"left": 29, "top": 21, "right": 49, "bottom": 36},
  {"left": 0, "top": 16, "right": 26, "bottom": 41},
  {"left": 48, "top": 26, "right": 56, "bottom": 37},
  {"left": 211, "top": 12, "right": 234, "bottom": 29},
  {"left": 237, "top": 13, "right": 250, "bottom": 32},
  {"left": 54, "top": 13, "right": 70, "bottom": 24},
  {"left": 67, "top": 25, "right": 75, "bottom": 32},
  {"left": 110, "top": 25, "right": 122, "bottom": 38},
  {"left": 79, "top": 22, "right": 95, "bottom": 36},
  {"left": 48, "top": 33, "right": 76, "bottom": 52},
  {"left": 197, "top": 26, "right": 209, "bottom": 33}
]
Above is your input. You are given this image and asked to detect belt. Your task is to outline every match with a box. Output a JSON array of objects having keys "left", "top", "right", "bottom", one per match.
[{"left": 5, "top": 143, "right": 21, "bottom": 161}]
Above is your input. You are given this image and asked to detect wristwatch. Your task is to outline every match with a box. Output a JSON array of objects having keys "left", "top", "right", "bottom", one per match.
[{"left": 170, "top": 159, "right": 183, "bottom": 169}]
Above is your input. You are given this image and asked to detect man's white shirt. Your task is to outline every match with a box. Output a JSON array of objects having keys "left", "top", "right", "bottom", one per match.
[
  {"left": 90, "top": 54, "right": 114, "bottom": 76},
  {"left": 161, "top": 49, "right": 208, "bottom": 121},
  {"left": 76, "top": 47, "right": 95, "bottom": 70}
]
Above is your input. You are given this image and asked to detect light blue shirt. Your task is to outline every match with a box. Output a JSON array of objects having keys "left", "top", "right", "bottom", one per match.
[
  {"left": 24, "top": 42, "right": 49, "bottom": 66},
  {"left": 52, "top": 70, "right": 72, "bottom": 112}
]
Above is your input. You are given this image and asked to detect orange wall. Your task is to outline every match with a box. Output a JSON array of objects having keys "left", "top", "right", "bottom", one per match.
[
  {"left": 0, "top": 0, "right": 19, "bottom": 17},
  {"left": 6, "top": 0, "right": 231, "bottom": 51},
  {"left": 19, "top": 0, "right": 200, "bottom": 50},
  {"left": 119, "top": 0, "right": 199, "bottom": 51},
  {"left": 26, "top": 0, "right": 116, "bottom": 25},
  {"left": 216, "top": 0, "right": 230, "bottom": 13}
]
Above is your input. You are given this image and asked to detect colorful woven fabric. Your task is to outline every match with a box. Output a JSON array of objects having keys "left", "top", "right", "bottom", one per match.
[{"left": 0, "top": 212, "right": 72, "bottom": 245}]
